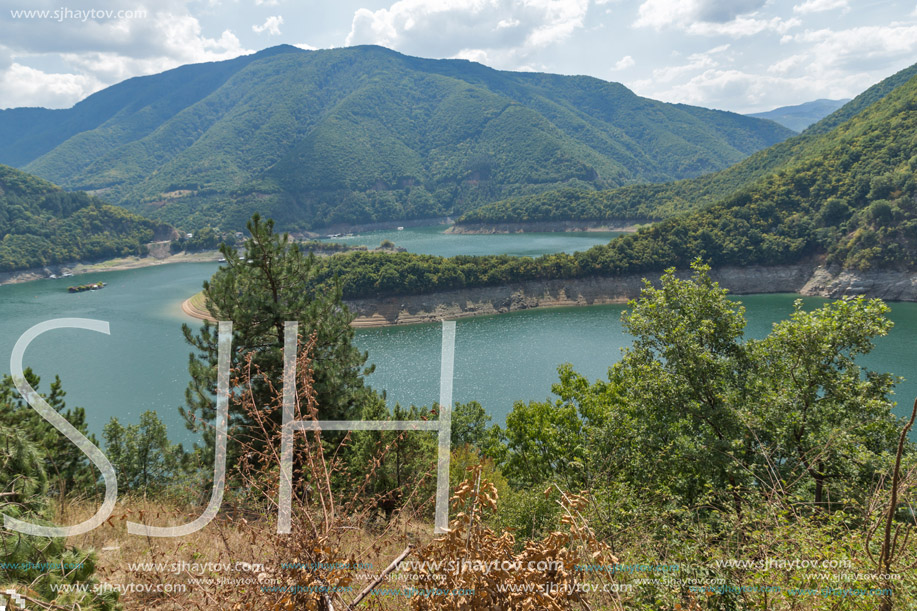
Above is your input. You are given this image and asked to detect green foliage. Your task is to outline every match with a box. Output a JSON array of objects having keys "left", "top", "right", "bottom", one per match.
[
  {"left": 0, "top": 386, "right": 118, "bottom": 610},
  {"left": 318, "top": 69, "right": 917, "bottom": 299},
  {"left": 4, "top": 45, "right": 790, "bottom": 231},
  {"left": 458, "top": 61, "right": 917, "bottom": 228},
  {"left": 103, "top": 411, "right": 190, "bottom": 494},
  {"left": 170, "top": 226, "right": 221, "bottom": 253},
  {"left": 0, "top": 370, "right": 99, "bottom": 497},
  {"left": 494, "top": 263, "right": 903, "bottom": 536},
  {"left": 748, "top": 297, "right": 900, "bottom": 506},
  {"left": 0, "top": 164, "right": 171, "bottom": 272},
  {"left": 181, "top": 214, "right": 376, "bottom": 454},
  {"left": 347, "top": 397, "right": 437, "bottom": 519},
  {"left": 490, "top": 365, "right": 617, "bottom": 490},
  {"left": 450, "top": 400, "right": 495, "bottom": 451}
]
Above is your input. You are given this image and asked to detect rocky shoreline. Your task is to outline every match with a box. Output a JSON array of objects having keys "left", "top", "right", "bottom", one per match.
[
  {"left": 178, "top": 262, "right": 917, "bottom": 328},
  {"left": 344, "top": 263, "right": 816, "bottom": 327}
]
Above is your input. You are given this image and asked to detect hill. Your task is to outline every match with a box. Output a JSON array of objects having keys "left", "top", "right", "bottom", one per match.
[
  {"left": 0, "top": 164, "right": 173, "bottom": 272},
  {"left": 309, "top": 67, "right": 917, "bottom": 299},
  {"left": 747, "top": 98, "right": 849, "bottom": 132},
  {"left": 0, "top": 45, "right": 792, "bottom": 232},
  {"left": 457, "top": 63, "right": 917, "bottom": 228}
]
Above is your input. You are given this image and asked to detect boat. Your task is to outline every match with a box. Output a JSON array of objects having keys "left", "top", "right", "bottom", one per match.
[
  {"left": 397, "top": 226, "right": 404, "bottom": 231},
  {"left": 61, "top": 272, "right": 73, "bottom": 278},
  {"left": 68, "top": 282, "right": 106, "bottom": 293},
  {"left": 49, "top": 274, "right": 57, "bottom": 279}
]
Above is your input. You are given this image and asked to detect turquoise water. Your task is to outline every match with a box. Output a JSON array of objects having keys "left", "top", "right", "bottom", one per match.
[
  {"left": 318, "top": 225, "right": 622, "bottom": 257},
  {"left": 359, "top": 296, "right": 917, "bottom": 427},
  {"left": 0, "top": 263, "right": 220, "bottom": 447},
  {"left": 2, "top": 249, "right": 917, "bottom": 446}
]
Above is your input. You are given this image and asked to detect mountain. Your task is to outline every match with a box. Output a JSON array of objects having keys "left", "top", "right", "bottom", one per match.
[
  {"left": 0, "top": 164, "right": 173, "bottom": 272},
  {"left": 317, "top": 65, "right": 917, "bottom": 299},
  {"left": 747, "top": 99, "right": 850, "bottom": 132},
  {"left": 576, "top": 68, "right": 917, "bottom": 275},
  {"left": 458, "top": 62, "right": 917, "bottom": 227},
  {"left": 0, "top": 45, "right": 792, "bottom": 232}
]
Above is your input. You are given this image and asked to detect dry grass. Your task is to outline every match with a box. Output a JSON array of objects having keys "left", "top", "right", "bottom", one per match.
[{"left": 59, "top": 497, "right": 434, "bottom": 610}]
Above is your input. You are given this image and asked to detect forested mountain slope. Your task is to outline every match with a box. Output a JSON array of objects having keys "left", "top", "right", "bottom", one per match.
[
  {"left": 0, "top": 45, "right": 791, "bottom": 231},
  {"left": 313, "top": 69, "right": 917, "bottom": 298},
  {"left": 0, "top": 164, "right": 172, "bottom": 272},
  {"left": 457, "top": 62, "right": 917, "bottom": 227}
]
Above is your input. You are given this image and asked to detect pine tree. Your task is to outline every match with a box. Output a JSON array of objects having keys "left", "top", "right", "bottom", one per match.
[
  {"left": 0, "top": 371, "right": 98, "bottom": 497},
  {"left": 180, "top": 214, "right": 376, "bottom": 454}
]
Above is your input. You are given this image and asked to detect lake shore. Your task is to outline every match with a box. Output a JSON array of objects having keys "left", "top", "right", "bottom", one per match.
[
  {"left": 181, "top": 261, "right": 917, "bottom": 328},
  {"left": 446, "top": 220, "right": 646, "bottom": 234},
  {"left": 0, "top": 250, "right": 222, "bottom": 286}
]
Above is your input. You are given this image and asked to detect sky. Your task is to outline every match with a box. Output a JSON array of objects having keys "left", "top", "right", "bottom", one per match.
[{"left": 0, "top": 0, "right": 915, "bottom": 113}]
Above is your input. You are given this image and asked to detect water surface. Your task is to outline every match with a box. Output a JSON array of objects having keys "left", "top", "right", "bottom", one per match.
[
  {"left": 318, "top": 225, "right": 622, "bottom": 257},
  {"left": 2, "top": 248, "right": 917, "bottom": 445}
]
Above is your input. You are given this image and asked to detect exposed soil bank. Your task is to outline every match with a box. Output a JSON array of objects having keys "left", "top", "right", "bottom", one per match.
[
  {"left": 181, "top": 263, "right": 917, "bottom": 328},
  {"left": 345, "top": 263, "right": 818, "bottom": 327},
  {"left": 447, "top": 220, "right": 647, "bottom": 234},
  {"left": 0, "top": 248, "right": 222, "bottom": 286}
]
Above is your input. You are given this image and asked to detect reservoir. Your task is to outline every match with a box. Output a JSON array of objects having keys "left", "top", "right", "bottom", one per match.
[
  {"left": 2, "top": 227, "right": 917, "bottom": 445},
  {"left": 317, "top": 224, "right": 623, "bottom": 257}
]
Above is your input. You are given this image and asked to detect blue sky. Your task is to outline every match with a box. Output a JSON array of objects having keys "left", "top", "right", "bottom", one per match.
[{"left": 0, "top": 0, "right": 914, "bottom": 113}]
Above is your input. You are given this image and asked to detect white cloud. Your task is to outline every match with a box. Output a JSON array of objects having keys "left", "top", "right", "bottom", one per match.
[
  {"left": 0, "top": 3, "right": 251, "bottom": 108},
  {"left": 793, "top": 0, "right": 848, "bottom": 14},
  {"left": 345, "top": 0, "right": 589, "bottom": 69},
  {"left": 788, "top": 24, "right": 917, "bottom": 73},
  {"left": 452, "top": 48, "right": 490, "bottom": 63},
  {"left": 634, "top": 22, "right": 917, "bottom": 112},
  {"left": 634, "top": 0, "right": 799, "bottom": 38},
  {"left": 642, "top": 43, "right": 728, "bottom": 84},
  {"left": 635, "top": 67, "right": 855, "bottom": 112},
  {"left": 767, "top": 53, "right": 807, "bottom": 75},
  {"left": 613, "top": 55, "right": 634, "bottom": 70},
  {"left": 635, "top": 0, "right": 766, "bottom": 29},
  {"left": 0, "top": 63, "right": 103, "bottom": 109},
  {"left": 255, "top": 0, "right": 281, "bottom": 5},
  {"left": 687, "top": 15, "right": 800, "bottom": 37},
  {"left": 253, "top": 15, "right": 284, "bottom": 35}
]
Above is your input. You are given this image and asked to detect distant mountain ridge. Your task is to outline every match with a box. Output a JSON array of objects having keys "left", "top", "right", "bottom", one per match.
[
  {"left": 458, "top": 62, "right": 917, "bottom": 227},
  {"left": 0, "top": 45, "right": 792, "bottom": 231},
  {"left": 747, "top": 99, "right": 850, "bottom": 132},
  {"left": 311, "top": 63, "right": 917, "bottom": 300}
]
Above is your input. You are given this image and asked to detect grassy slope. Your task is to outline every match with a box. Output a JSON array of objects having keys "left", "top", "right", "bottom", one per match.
[
  {"left": 3, "top": 45, "right": 791, "bottom": 231},
  {"left": 0, "top": 164, "right": 172, "bottom": 272},
  {"left": 458, "top": 62, "right": 917, "bottom": 226}
]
